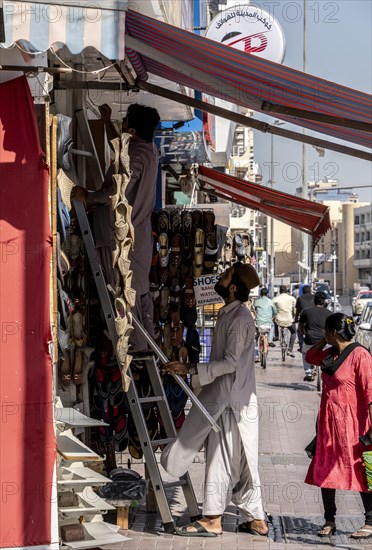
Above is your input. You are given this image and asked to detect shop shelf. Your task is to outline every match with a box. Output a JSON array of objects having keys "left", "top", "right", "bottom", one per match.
[{"left": 58, "top": 487, "right": 115, "bottom": 516}]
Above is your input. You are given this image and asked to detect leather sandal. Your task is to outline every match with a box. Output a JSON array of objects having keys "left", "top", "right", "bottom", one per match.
[
  {"left": 73, "top": 347, "right": 84, "bottom": 385},
  {"left": 317, "top": 522, "right": 336, "bottom": 537},
  {"left": 158, "top": 233, "right": 169, "bottom": 267},
  {"left": 192, "top": 228, "right": 204, "bottom": 277},
  {"left": 60, "top": 352, "right": 72, "bottom": 387}
]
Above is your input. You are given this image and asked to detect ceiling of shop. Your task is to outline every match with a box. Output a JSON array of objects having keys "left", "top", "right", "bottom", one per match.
[{"left": 50, "top": 46, "right": 193, "bottom": 126}]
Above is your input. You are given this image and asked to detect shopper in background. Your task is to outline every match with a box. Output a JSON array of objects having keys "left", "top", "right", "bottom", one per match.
[
  {"left": 294, "top": 285, "right": 314, "bottom": 352},
  {"left": 161, "top": 262, "right": 268, "bottom": 537},
  {"left": 273, "top": 285, "right": 297, "bottom": 357},
  {"left": 298, "top": 291, "right": 331, "bottom": 381},
  {"left": 72, "top": 103, "right": 160, "bottom": 351},
  {"left": 254, "top": 287, "right": 277, "bottom": 347},
  {"left": 305, "top": 313, "right": 372, "bottom": 540}
]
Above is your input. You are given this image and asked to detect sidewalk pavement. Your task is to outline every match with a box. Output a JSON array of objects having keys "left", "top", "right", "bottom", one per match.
[{"left": 107, "top": 345, "right": 370, "bottom": 550}]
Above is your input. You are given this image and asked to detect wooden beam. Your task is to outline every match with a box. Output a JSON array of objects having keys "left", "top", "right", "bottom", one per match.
[
  {"left": 138, "top": 81, "right": 372, "bottom": 162},
  {"left": 125, "top": 35, "right": 264, "bottom": 112},
  {"left": 262, "top": 101, "right": 372, "bottom": 133}
]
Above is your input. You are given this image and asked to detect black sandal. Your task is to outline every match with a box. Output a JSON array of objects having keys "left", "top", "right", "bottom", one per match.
[{"left": 317, "top": 522, "right": 336, "bottom": 537}]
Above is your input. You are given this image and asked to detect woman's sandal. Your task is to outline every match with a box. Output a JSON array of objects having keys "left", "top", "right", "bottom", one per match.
[
  {"left": 350, "top": 526, "right": 372, "bottom": 539},
  {"left": 317, "top": 522, "right": 336, "bottom": 537}
]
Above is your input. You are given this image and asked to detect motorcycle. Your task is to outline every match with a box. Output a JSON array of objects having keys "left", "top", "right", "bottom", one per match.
[{"left": 325, "top": 296, "right": 342, "bottom": 312}]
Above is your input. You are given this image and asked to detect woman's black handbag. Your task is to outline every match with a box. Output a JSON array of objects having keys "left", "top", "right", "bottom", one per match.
[{"left": 305, "top": 436, "right": 317, "bottom": 458}]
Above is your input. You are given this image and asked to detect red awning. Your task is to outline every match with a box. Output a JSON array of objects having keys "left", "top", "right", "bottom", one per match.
[
  {"left": 125, "top": 10, "right": 372, "bottom": 151},
  {"left": 197, "top": 165, "right": 331, "bottom": 245}
]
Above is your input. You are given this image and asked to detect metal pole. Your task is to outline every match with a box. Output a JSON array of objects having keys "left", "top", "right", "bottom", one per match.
[
  {"left": 269, "top": 133, "right": 274, "bottom": 297},
  {"left": 302, "top": 0, "right": 309, "bottom": 284},
  {"left": 333, "top": 237, "right": 337, "bottom": 312}
]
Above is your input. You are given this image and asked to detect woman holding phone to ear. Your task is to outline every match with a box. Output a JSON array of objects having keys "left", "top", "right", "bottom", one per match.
[{"left": 304, "top": 313, "right": 372, "bottom": 540}]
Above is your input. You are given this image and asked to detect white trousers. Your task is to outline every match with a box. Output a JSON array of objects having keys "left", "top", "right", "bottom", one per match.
[{"left": 202, "top": 408, "right": 265, "bottom": 520}]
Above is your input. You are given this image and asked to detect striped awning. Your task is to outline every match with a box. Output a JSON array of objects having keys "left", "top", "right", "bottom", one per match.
[
  {"left": 125, "top": 10, "right": 372, "bottom": 150},
  {"left": 1, "top": 1, "right": 125, "bottom": 59},
  {"left": 198, "top": 165, "right": 331, "bottom": 244}
]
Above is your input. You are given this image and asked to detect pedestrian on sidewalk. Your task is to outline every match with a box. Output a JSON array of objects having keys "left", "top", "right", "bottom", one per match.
[
  {"left": 273, "top": 285, "right": 297, "bottom": 357},
  {"left": 254, "top": 287, "right": 277, "bottom": 347},
  {"left": 304, "top": 313, "right": 372, "bottom": 540},
  {"left": 161, "top": 262, "right": 269, "bottom": 538},
  {"left": 294, "top": 284, "right": 314, "bottom": 352},
  {"left": 299, "top": 291, "right": 331, "bottom": 381}
]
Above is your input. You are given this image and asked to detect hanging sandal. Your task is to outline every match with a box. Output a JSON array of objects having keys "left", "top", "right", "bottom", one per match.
[
  {"left": 181, "top": 210, "right": 192, "bottom": 234},
  {"left": 60, "top": 352, "right": 72, "bottom": 387},
  {"left": 169, "top": 234, "right": 183, "bottom": 278},
  {"left": 158, "top": 233, "right": 169, "bottom": 267},
  {"left": 171, "top": 209, "right": 182, "bottom": 235},
  {"left": 204, "top": 231, "right": 218, "bottom": 270},
  {"left": 123, "top": 270, "right": 136, "bottom": 308},
  {"left": 110, "top": 173, "right": 122, "bottom": 210},
  {"left": 157, "top": 210, "right": 169, "bottom": 235},
  {"left": 192, "top": 228, "right": 204, "bottom": 277},
  {"left": 115, "top": 200, "right": 133, "bottom": 242},
  {"left": 72, "top": 347, "right": 84, "bottom": 385},
  {"left": 120, "top": 132, "right": 132, "bottom": 177},
  {"left": 317, "top": 522, "right": 336, "bottom": 537},
  {"left": 159, "top": 286, "right": 170, "bottom": 322}
]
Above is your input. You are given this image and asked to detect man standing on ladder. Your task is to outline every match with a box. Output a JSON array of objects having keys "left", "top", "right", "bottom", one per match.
[
  {"left": 161, "top": 262, "right": 269, "bottom": 537},
  {"left": 72, "top": 103, "right": 160, "bottom": 351}
]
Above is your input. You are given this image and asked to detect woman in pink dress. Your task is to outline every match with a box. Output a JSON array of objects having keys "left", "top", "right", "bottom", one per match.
[{"left": 305, "top": 313, "right": 372, "bottom": 540}]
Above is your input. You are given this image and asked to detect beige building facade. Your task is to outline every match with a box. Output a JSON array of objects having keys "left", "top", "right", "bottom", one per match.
[{"left": 266, "top": 200, "right": 370, "bottom": 294}]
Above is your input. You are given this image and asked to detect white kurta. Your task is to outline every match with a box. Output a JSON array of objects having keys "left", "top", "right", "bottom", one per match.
[{"left": 161, "top": 300, "right": 265, "bottom": 520}]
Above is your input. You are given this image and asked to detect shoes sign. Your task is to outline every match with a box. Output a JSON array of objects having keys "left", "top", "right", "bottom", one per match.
[{"left": 193, "top": 275, "right": 224, "bottom": 306}]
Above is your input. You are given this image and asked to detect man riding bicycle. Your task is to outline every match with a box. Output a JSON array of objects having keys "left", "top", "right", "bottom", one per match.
[
  {"left": 273, "top": 285, "right": 296, "bottom": 357},
  {"left": 254, "top": 287, "right": 277, "bottom": 347},
  {"left": 298, "top": 291, "right": 332, "bottom": 381}
]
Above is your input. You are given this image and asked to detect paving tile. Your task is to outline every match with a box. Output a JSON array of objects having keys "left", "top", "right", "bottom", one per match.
[{"left": 110, "top": 351, "right": 366, "bottom": 549}]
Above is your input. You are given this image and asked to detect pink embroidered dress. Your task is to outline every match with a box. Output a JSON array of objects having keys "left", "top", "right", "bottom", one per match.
[{"left": 305, "top": 345, "right": 372, "bottom": 492}]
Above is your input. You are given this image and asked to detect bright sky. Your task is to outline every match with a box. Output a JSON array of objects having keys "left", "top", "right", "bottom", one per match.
[
  {"left": 249, "top": 0, "right": 372, "bottom": 202},
  {"left": 185, "top": 0, "right": 372, "bottom": 202}
]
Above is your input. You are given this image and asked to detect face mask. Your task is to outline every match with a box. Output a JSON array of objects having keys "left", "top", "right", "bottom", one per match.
[{"left": 214, "top": 282, "right": 231, "bottom": 299}]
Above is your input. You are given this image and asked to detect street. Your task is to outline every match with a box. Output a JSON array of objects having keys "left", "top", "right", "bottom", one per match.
[{"left": 110, "top": 340, "right": 370, "bottom": 550}]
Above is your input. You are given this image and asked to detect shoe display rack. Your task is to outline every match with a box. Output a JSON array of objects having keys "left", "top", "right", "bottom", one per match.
[{"left": 56, "top": 405, "right": 129, "bottom": 548}]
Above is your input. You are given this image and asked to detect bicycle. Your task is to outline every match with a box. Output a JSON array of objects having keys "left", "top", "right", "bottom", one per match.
[
  {"left": 278, "top": 325, "right": 289, "bottom": 361},
  {"left": 257, "top": 325, "right": 271, "bottom": 369}
]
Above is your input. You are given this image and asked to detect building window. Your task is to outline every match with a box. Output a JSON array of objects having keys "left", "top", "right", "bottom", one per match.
[{"left": 355, "top": 215, "right": 360, "bottom": 224}]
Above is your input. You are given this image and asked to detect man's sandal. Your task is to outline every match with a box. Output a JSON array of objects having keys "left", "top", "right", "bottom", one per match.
[
  {"left": 175, "top": 520, "right": 220, "bottom": 537},
  {"left": 317, "top": 522, "right": 336, "bottom": 537}
]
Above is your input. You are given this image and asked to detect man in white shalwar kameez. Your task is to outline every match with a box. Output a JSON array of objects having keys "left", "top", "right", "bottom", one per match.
[{"left": 161, "top": 262, "right": 268, "bottom": 537}]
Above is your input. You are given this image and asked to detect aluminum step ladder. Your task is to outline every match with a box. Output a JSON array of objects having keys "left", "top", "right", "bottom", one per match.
[{"left": 73, "top": 200, "right": 221, "bottom": 532}]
